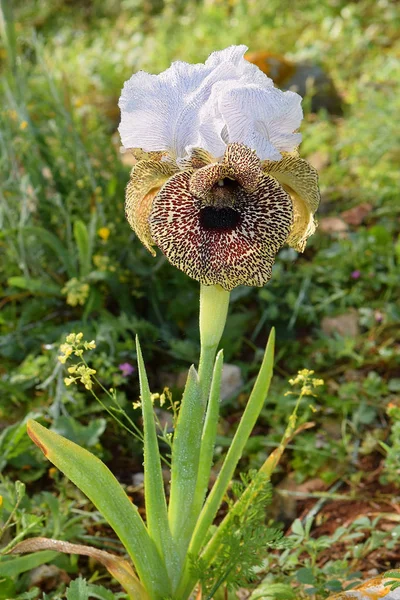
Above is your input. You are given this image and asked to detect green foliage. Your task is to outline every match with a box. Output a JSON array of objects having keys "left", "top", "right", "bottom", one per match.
[
  {"left": 193, "top": 472, "right": 287, "bottom": 596},
  {"left": 65, "top": 577, "right": 127, "bottom": 600},
  {"left": 1, "top": 0, "right": 399, "bottom": 597},
  {"left": 380, "top": 403, "right": 400, "bottom": 486}
]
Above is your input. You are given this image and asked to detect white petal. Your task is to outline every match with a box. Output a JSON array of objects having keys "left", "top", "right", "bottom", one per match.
[
  {"left": 217, "top": 83, "right": 303, "bottom": 160},
  {"left": 206, "top": 45, "right": 275, "bottom": 88},
  {"left": 119, "top": 45, "right": 303, "bottom": 163},
  {"left": 119, "top": 58, "right": 239, "bottom": 160}
]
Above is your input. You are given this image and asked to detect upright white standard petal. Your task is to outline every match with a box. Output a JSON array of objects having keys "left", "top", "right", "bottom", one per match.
[
  {"left": 216, "top": 83, "right": 303, "bottom": 160},
  {"left": 119, "top": 45, "right": 303, "bottom": 163}
]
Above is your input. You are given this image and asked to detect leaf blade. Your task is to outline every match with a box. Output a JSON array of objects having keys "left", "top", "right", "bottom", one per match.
[
  {"left": 136, "top": 337, "right": 177, "bottom": 587},
  {"left": 189, "top": 328, "right": 275, "bottom": 558},
  {"left": 27, "top": 420, "right": 170, "bottom": 599}
]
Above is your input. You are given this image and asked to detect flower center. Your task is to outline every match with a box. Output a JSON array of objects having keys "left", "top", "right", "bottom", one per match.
[
  {"left": 210, "top": 178, "right": 239, "bottom": 205},
  {"left": 199, "top": 206, "right": 241, "bottom": 232}
]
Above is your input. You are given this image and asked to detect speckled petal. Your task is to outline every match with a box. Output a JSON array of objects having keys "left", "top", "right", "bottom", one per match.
[
  {"left": 189, "top": 143, "right": 263, "bottom": 199},
  {"left": 181, "top": 147, "right": 216, "bottom": 169},
  {"left": 149, "top": 171, "right": 293, "bottom": 290},
  {"left": 263, "top": 155, "right": 320, "bottom": 252},
  {"left": 224, "top": 143, "right": 262, "bottom": 191},
  {"left": 189, "top": 163, "right": 225, "bottom": 199},
  {"left": 125, "top": 160, "right": 178, "bottom": 254}
]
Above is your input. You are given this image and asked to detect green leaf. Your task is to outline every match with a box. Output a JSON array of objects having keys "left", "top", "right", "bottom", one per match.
[
  {"left": 189, "top": 329, "right": 275, "bottom": 558},
  {"left": 7, "top": 276, "right": 62, "bottom": 296},
  {"left": 73, "top": 220, "right": 92, "bottom": 278},
  {"left": 136, "top": 337, "right": 177, "bottom": 588},
  {"left": 27, "top": 420, "right": 170, "bottom": 599},
  {"left": 23, "top": 226, "right": 77, "bottom": 277},
  {"left": 0, "top": 576, "right": 15, "bottom": 599},
  {"left": 66, "top": 579, "right": 123, "bottom": 600},
  {"left": 296, "top": 567, "right": 316, "bottom": 585},
  {"left": 291, "top": 518, "right": 305, "bottom": 537},
  {"left": 191, "top": 350, "right": 224, "bottom": 522},
  {"left": 0, "top": 414, "right": 38, "bottom": 471},
  {"left": 0, "top": 551, "right": 58, "bottom": 578},
  {"left": 66, "top": 577, "right": 125, "bottom": 600},
  {"left": 250, "top": 583, "right": 296, "bottom": 599},
  {"left": 177, "top": 331, "right": 275, "bottom": 599},
  {"left": 52, "top": 415, "right": 106, "bottom": 448},
  {"left": 66, "top": 577, "right": 90, "bottom": 600},
  {"left": 168, "top": 364, "right": 203, "bottom": 548}
]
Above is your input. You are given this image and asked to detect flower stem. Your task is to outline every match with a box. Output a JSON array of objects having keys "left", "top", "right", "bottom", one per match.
[{"left": 198, "top": 284, "right": 230, "bottom": 399}]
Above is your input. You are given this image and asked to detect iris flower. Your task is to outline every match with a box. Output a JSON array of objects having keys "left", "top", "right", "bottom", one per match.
[{"left": 119, "top": 45, "right": 320, "bottom": 291}]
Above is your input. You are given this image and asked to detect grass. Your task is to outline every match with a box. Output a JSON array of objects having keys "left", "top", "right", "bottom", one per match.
[{"left": 0, "top": 0, "right": 399, "bottom": 598}]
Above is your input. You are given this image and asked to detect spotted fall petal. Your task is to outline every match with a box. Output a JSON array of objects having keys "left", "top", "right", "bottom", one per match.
[
  {"left": 119, "top": 45, "right": 302, "bottom": 163},
  {"left": 125, "top": 160, "right": 178, "bottom": 254},
  {"left": 148, "top": 144, "right": 293, "bottom": 291},
  {"left": 263, "top": 154, "right": 320, "bottom": 251}
]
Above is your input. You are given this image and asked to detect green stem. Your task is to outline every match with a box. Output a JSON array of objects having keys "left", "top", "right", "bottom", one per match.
[
  {"left": 176, "top": 329, "right": 275, "bottom": 598},
  {"left": 198, "top": 284, "right": 230, "bottom": 398}
]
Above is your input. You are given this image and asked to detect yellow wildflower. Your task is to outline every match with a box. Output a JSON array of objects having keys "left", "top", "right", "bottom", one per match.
[
  {"left": 48, "top": 467, "right": 58, "bottom": 478},
  {"left": 98, "top": 227, "right": 110, "bottom": 241},
  {"left": 62, "top": 278, "right": 90, "bottom": 306},
  {"left": 84, "top": 340, "right": 96, "bottom": 350}
]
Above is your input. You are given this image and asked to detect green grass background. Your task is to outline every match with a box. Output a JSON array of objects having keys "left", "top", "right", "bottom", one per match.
[{"left": 0, "top": 0, "right": 400, "bottom": 596}]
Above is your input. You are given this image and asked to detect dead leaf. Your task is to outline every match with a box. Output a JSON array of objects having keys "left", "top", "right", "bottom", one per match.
[
  {"left": 10, "top": 537, "right": 148, "bottom": 600},
  {"left": 327, "top": 571, "right": 400, "bottom": 599}
]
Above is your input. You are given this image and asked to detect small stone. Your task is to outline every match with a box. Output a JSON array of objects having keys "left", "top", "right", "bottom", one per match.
[
  {"left": 28, "top": 565, "right": 70, "bottom": 591},
  {"left": 319, "top": 217, "right": 349, "bottom": 235},
  {"left": 321, "top": 310, "right": 359, "bottom": 338},
  {"left": 341, "top": 202, "right": 373, "bottom": 226},
  {"left": 132, "top": 472, "right": 144, "bottom": 487},
  {"left": 220, "top": 363, "right": 243, "bottom": 401}
]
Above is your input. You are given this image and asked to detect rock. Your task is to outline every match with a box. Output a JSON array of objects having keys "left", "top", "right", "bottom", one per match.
[
  {"left": 245, "top": 51, "right": 344, "bottom": 114},
  {"left": 132, "top": 472, "right": 144, "bottom": 487},
  {"left": 28, "top": 564, "right": 70, "bottom": 591},
  {"left": 321, "top": 310, "right": 359, "bottom": 338},
  {"left": 319, "top": 217, "right": 349, "bottom": 235},
  {"left": 220, "top": 363, "right": 243, "bottom": 401},
  {"left": 341, "top": 202, "right": 373, "bottom": 226},
  {"left": 154, "top": 407, "right": 173, "bottom": 431},
  {"left": 175, "top": 364, "right": 243, "bottom": 401}
]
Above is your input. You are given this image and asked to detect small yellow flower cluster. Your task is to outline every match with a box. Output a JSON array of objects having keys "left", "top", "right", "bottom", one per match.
[
  {"left": 65, "top": 364, "right": 97, "bottom": 390},
  {"left": 58, "top": 332, "right": 96, "bottom": 363},
  {"left": 286, "top": 369, "right": 324, "bottom": 397},
  {"left": 133, "top": 388, "right": 174, "bottom": 411},
  {"left": 61, "top": 277, "right": 90, "bottom": 307},
  {"left": 93, "top": 255, "right": 116, "bottom": 272},
  {"left": 58, "top": 333, "right": 97, "bottom": 390}
]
